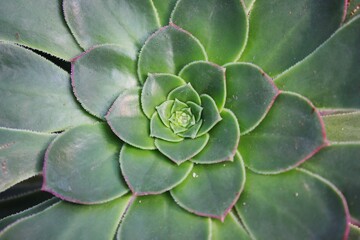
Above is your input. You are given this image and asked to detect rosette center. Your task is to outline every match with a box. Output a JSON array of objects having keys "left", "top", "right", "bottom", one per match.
[{"left": 169, "top": 108, "right": 195, "bottom": 128}]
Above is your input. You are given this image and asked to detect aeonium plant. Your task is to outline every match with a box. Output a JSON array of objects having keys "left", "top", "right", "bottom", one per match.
[{"left": 0, "top": 0, "right": 360, "bottom": 239}]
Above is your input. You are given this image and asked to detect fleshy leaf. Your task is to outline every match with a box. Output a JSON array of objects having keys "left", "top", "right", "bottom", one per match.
[
  {"left": 275, "top": 15, "right": 360, "bottom": 109},
  {"left": 239, "top": 92, "right": 326, "bottom": 173},
  {"left": 71, "top": 45, "right": 138, "bottom": 119},
  {"left": 141, "top": 74, "right": 185, "bottom": 118},
  {"left": 156, "top": 100, "right": 174, "bottom": 127},
  {"left": 0, "top": 198, "right": 58, "bottom": 231},
  {"left": 137, "top": 25, "right": 207, "bottom": 83},
  {"left": 167, "top": 83, "right": 201, "bottom": 105},
  {"left": 42, "top": 123, "right": 128, "bottom": 204},
  {"left": 301, "top": 143, "right": 360, "bottom": 222},
  {"left": 120, "top": 144, "right": 193, "bottom": 195},
  {"left": 0, "top": 43, "right": 95, "bottom": 132},
  {"left": 155, "top": 134, "right": 209, "bottom": 164},
  {"left": 322, "top": 112, "right": 360, "bottom": 142},
  {"left": 236, "top": 169, "right": 349, "bottom": 240},
  {"left": 243, "top": 0, "right": 255, "bottom": 13},
  {"left": 150, "top": 113, "right": 183, "bottom": 142},
  {"left": 171, "top": 0, "right": 247, "bottom": 64},
  {"left": 179, "top": 61, "right": 226, "bottom": 111},
  {"left": 0, "top": 128, "right": 55, "bottom": 193},
  {"left": 192, "top": 109, "right": 239, "bottom": 164},
  {"left": 152, "top": 0, "right": 178, "bottom": 26},
  {"left": 63, "top": 0, "right": 159, "bottom": 57},
  {"left": 177, "top": 121, "right": 203, "bottom": 139},
  {"left": 0, "top": 195, "right": 131, "bottom": 239},
  {"left": 187, "top": 102, "right": 203, "bottom": 122},
  {"left": 171, "top": 152, "right": 245, "bottom": 221},
  {"left": 225, "top": 63, "right": 279, "bottom": 134},
  {"left": 0, "top": 0, "right": 82, "bottom": 60},
  {"left": 106, "top": 88, "right": 155, "bottom": 150},
  {"left": 197, "top": 95, "right": 222, "bottom": 136},
  {"left": 118, "top": 194, "right": 211, "bottom": 240},
  {"left": 211, "top": 212, "right": 252, "bottom": 240},
  {"left": 241, "top": 0, "right": 345, "bottom": 77}
]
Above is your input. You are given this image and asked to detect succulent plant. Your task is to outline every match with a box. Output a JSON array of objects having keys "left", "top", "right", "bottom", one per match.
[{"left": 0, "top": 0, "right": 360, "bottom": 239}]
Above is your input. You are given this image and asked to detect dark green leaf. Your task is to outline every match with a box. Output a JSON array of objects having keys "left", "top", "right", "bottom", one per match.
[
  {"left": 275, "top": 15, "right": 360, "bottom": 109},
  {"left": 152, "top": 0, "right": 178, "bottom": 26},
  {"left": 350, "top": 224, "right": 360, "bottom": 240},
  {"left": 106, "top": 88, "right": 155, "bottom": 150},
  {"left": 167, "top": 83, "right": 201, "bottom": 105},
  {"left": 137, "top": 25, "right": 207, "bottom": 83},
  {"left": 120, "top": 144, "right": 193, "bottom": 195},
  {"left": 43, "top": 123, "right": 128, "bottom": 204},
  {"left": 0, "top": 43, "right": 95, "bottom": 132},
  {"left": 239, "top": 92, "right": 326, "bottom": 173},
  {"left": 211, "top": 212, "right": 251, "bottom": 240},
  {"left": 171, "top": 152, "right": 245, "bottom": 220},
  {"left": 197, "top": 95, "right": 222, "bottom": 136},
  {"left": 171, "top": 0, "right": 248, "bottom": 64},
  {"left": 118, "top": 194, "right": 211, "bottom": 240}
]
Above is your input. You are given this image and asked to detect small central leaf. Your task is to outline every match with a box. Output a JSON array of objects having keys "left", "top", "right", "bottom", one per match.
[{"left": 169, "top": 108, "right": 195, "bottom": 128}]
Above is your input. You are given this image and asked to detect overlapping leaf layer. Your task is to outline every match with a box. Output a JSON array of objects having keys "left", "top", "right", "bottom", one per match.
[{"left": 0, "top": 0, "right": 359, "bottom": 239}]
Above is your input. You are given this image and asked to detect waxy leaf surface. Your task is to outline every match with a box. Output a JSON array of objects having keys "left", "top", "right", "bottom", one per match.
[
  {"left": 211, "top": 213, "right": 251, "bottom": 240},
  {"left": 120, "top": 144, "right": 192, "bottom": 195},
  {"left": 155, "top": 134, "right": 209, "bottom": 164},
  {"left": 225, "top": 63, "right": 279, "bottom": 134},
  {"left": 179, "top": 61, "right": 226, "bottom": 111},
  {"left": 241, "top": 0, "right": 345, "bottom": 76},
  {"left": 171, "top": 152, "right": 245, "bottom": 220},
  {"left": 138, "top": 25, "right": 207, "bottom": 83},
  {"left": 236, "top": 169, "right": 349, "bottom": 240},
  {"left": 171, "top": 0, "right": 247, "bottom": 64},
  {"left": 0, "top": 0, "right": 82, "bottom": 60},
  {"left": 302, "top": 143, "right": 360, "bottom": 222},
  {"left": 118, "top": 194, "right": 210, "bottom": 240},
  {"left": 322, "top": 112, "right": 360, "bottom": 142},
  {"left": 167, "top": 83, "right": 201, "bottom": 105},
  {"left": 0, "top": 128, "right": 55, "bottom": 192},
  {"left": 275, "top": 15, "right": 360, "bottom": 109},
  {"left": 0, "top": 43, "right": 94, "bottom": 132},
  {"left": 43, "top": 123, "right": 128, "bottom": 204},
  {"left": 63, "top": 0, "right": 159, "bottom": 57},
  {"left": 150, "top": 113, "right": 183, "bottom": 142},
  {"left": 240, "top": 92, "right": 325, "bottom": 173},
  {"left": 192, "top": 109, "right": 239, "bottom": 164},
  {"left": 0, "top": 196, "right": 131, "bottom": 239},
  {"left": 152, "top": 0, "right": 178, "bottom": 26},
  {"left": 71, "top": 45, "right": 138, "bottom": 118},
  {"left": 107, "top": 88, "right": 155, "bottom": 150}
]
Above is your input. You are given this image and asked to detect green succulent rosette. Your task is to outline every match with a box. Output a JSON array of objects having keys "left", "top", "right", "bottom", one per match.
[{"left": 1, "top": 0, "right": 360, "bottom": 239}]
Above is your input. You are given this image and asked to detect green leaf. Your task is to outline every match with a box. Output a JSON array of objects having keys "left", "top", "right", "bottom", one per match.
[
  {"left": 0, "top": 195, "right": 131, "bottom": 239},
  {"left": 346, "top": 0, "right": 360, "bottom": 22},
  {"left": 192, "top": 109, "right": 239, "bottom": 164},
  {"left": 275, "top": 15, "right": 360, "bottom": 109},
  {"left": 239, "top": 92, "right": 326, "bottom": 173},
  {"left": 177, "top": 121, "right": 203, "bottom": 139},
  {"left": 0, "top": 128, "right": 55, "bottom": 193},
  {"left": 301, "top": 143, "right": 360, "bottom": 222},
  {"left": 211, "top": 212, "right": 251, "bottom": 240},
  {"left": 179, "top": 61, "right": 226, "bottom": 111},
  {"left": 171, "top": 152, "right": 245, "bottom": 221},
  {"left": 236, "top": 169, "right": 349, "bottom": 240},
  {"left": 155, "top": 134, "right": 209, "bottom": 164},
  {"left": 120, "top": 144, "right": 193, "bottom": 195},
  {"left": 187, "top": 102, "right": 203, "bottom": 122},
  {"left": 243, "top": 0, "right": 255, "bottom": 13},
  {"left": 350, "top": 224, "right": 360, "bottom": 240},
  {"left": 167, "top": 83, "right": 201, "bottom": 105},
  {"left": 106, "top": 88, "right": 155, "bottom": 150},
  {"left": 118, "top": 194, "right": 211, "bottom": 240},
  {"left": 63, "top": 0, "right": 159, "bottom": 57},
  {"left": 0, "top": 43, "right": 95, "bottom": 132},
  {"left": 71, "top": 45, "right": 138, "bottom": 119},
  {"left": 171, "top": 0, "right": 247, "bottom": 64},
  {"left": 150, "top": 113, "right": 183, "bottom": 142},
  {"left": 156, "top": 100, "right": 174, "bottom": 127},
  {"left": 152, "top": 0, "right": 178, "bottom": 26},
  {"left": 322, "top": 112, "right": 360, "bottom": 142},
  {"left": 43, "top": 123, "right": 128, "bottom": 204},
  {"left": 197, "top": 95, "right": 222, "bottom": 136},
  {"left": 0, "top": 198, "right": 58, "bottom": 231},
  {"left": 225, "top": 63, "right": 279, "bottom": 134},
  {"left": 0, "top": 0, "right": 82, "bottom": 60},
  {"left": 240, "top": 0, "right": 345, "bottom": 77},
  {"left": 141, "top": 74, "right": 185, "bottom": 118},
  {"left": 137, "top": 25, "right": 207, "bottom": 83}
]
